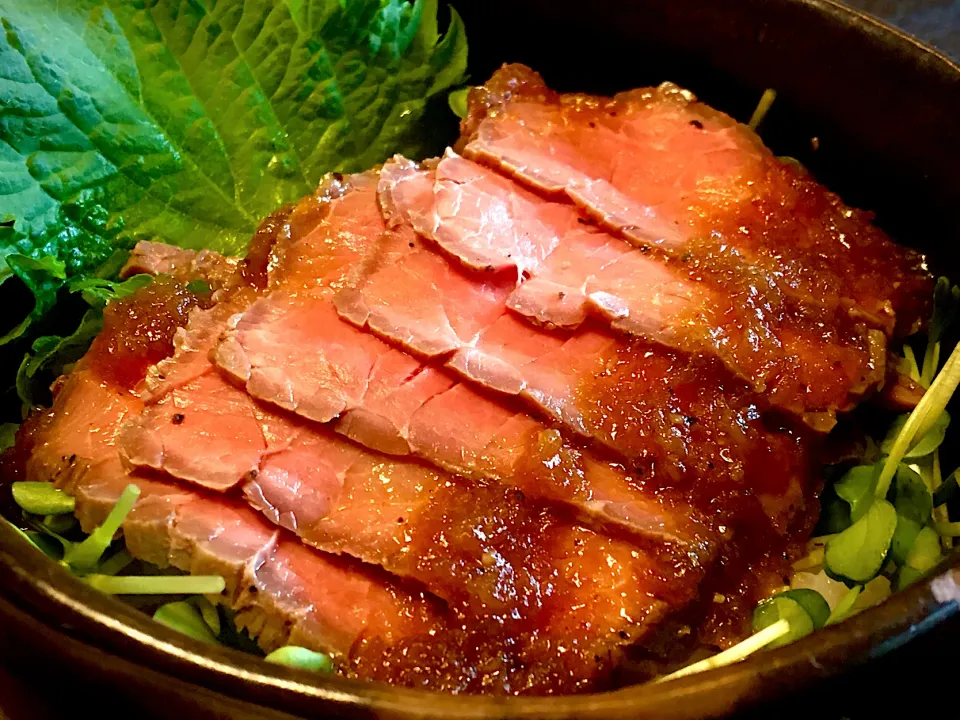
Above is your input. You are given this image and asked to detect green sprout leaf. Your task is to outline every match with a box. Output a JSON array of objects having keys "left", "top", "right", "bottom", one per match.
[
  {"left": 42, "top": 513, "right": 78, "bottom": 535},
  {"left": 933, "top": 469, "right": 959, "bottom": 507},
  {"left": 11, "top": 482, "right": 76, "bottom": 515},
  {"left": 264, "top": 646, "right": 335, "bottom": 673},
  {"left": 891, "top": 516, "right": 923, "bottom": 566},
  {"left": 0, "top": 423, "right": 19, "bottom": 452},
  {"left": 815, "top": 484, "right": 853, "bottom": 535},
  {"left": 892, "top": 465, "right": 933, "bottom": 525},
  {"left": 929, "top": 277, "right": 960, "bottom": 346},
  {"left": 154, "top": 600, "right": 219, "bottom": 644},
  {"left": 876, "top": 343, "right": 960, "bottom": 499},
  {"left": 448, "top": 87, "right": 469, "bottom": 119},
  {"left": 193, "top": 596, "right": 221, "bottom": 637},
  {"left": 881, "top": 412, "right": 950, "bottom": 460},
  {"left": 775, "top": 589, "right": 831, "bottom": 629},
  {"left": 835, "top": 464, "right": 880, "bottom": 522},
  {"left": 825, "top": 585, "right": 863, "bottom": 626},
  {"left": 185, "top": 279, "right": 211, "bottom": 295},
  {"left": 897, "top": 526, "right": 944, "bottom": 591},
  {"left": 825, "top": 499, "right": 897, "bottom": 584},
  {"left": 751, "top": 596, "right": 815, "bottom": 649}
]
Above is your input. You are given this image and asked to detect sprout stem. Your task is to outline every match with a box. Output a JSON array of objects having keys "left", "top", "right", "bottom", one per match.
[
  {"left": 97, "top": 549, "right": 134, "bottom": 577},
  {"left": 930, "top": 451, "right": 953, "bottom": 551},
  {"left": 876, "top": 343, "right": 960, "bottom": 499},
  {"left": 935, "top": 522, "right": 960, "bottom": 538},
  {"left": 657, "top": 619, "right": 791, "bottom": 682},
  {"left": 792, "top": 547, "right": 825, "bottom": 572},
  {"left": 747, "top": 89, "right": 777, "bottom": 131},
  {"left": 922, "top": 341, "right": 941, "bottom": 387},
  {"left": 84, "top": 574, "right": 226, "bottom": 595},
  {"left": 902, "top": 346, "right": 922, "bottom": 384},
  {"left": 63, "top": 484, "right": 140, "bottom": 572}
]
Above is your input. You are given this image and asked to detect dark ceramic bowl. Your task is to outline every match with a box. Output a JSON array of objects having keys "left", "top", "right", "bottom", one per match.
[{"left": 2, "top": 1, "right": 959, "bottom": 718}]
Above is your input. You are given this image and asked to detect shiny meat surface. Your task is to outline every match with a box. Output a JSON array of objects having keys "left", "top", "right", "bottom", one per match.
[
  {"left": 459, "top": 64, "right": 931, "bottom": 338},
  {"left": 15, "top": 354, "right": 447, "bottom": 674},
  {"left": 120, "top": 242, "right": 239, "bottom": 291},
  {"left": 124, "top": 359, "right": 688, "bottom": 685},
  {"left": 374, "top": 153, "right": 884, "bottom": 429},
  {"left": 209, "top": 182, "right": 718, "bottom": 550}
]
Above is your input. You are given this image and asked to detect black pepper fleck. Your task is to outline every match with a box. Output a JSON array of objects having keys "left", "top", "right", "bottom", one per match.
[{"left": 172, "top": 413, "right": 185, "bottom": 425}]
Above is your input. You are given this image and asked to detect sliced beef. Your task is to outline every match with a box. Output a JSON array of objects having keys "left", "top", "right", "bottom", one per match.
[
  {"left": 125, "top": 362, "right": 686, "bottom": 655},
  {"left": 69, "top": 256, "right": 708, "bottom": 694},
  {"left": 22, "top": 274, "right": 672, "bottom": 694},
  {"left": 111, "top": 212, "right": 715, "bottom": 688},
  {"left": 208, "top": 172, "right": 714, "bottom": 549},
  {"left": 19, "top": 360, "right": 445, "bottom": 665},
  {"left": 218, "top": 291, "right": 716, "bottom": 548},
  {"left": 374, "top": 153, "right": 884, "bottom": 427},
  {"left": 458, "top": 64, "right": 932, "bottom": 338}
]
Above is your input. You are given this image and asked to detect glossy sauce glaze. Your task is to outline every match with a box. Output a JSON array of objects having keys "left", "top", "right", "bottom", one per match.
[{"left": 87, "top": 279, "right": 213, "bottom": 392}]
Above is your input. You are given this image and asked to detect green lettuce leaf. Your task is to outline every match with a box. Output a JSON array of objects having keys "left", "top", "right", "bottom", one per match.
[{"left": 0, "top": 0, "right": 467, "bottom": 339}]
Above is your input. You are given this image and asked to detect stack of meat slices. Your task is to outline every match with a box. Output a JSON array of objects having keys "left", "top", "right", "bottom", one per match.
[{"left": 7, "top": 65, "right": 932, "bottom": 695}]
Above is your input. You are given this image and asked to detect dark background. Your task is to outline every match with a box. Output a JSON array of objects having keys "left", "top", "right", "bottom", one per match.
[{"left": 1, "top": 1, "right": 958, "bottom": 719}]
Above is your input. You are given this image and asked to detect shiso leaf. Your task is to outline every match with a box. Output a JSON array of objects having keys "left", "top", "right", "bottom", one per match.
[{"left": 0, "top": 0, "right": 467, "bottom": 349}]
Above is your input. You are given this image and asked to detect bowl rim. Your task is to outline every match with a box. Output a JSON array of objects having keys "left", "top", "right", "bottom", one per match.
[
  {"left": 2, "top": 0, "right": 960, "bottom": 717},
  {"left": 3, "top": 518, "right": 960, "bottom": 719}
]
